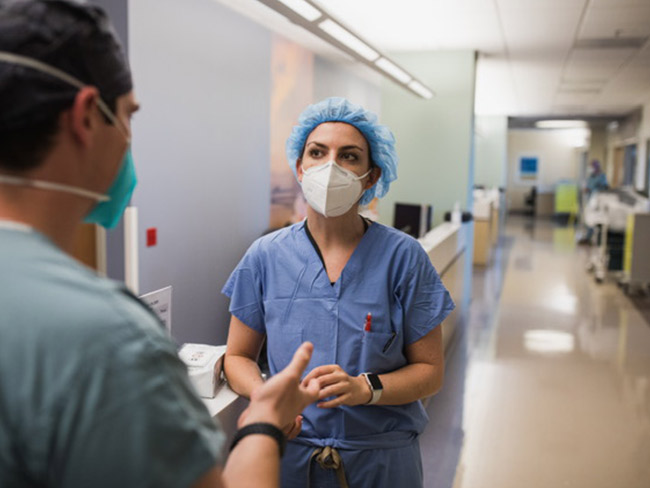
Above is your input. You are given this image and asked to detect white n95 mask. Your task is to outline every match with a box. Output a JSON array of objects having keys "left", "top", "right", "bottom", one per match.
[{"left": 301, "top": 160, "right": 371, "bottom": 218}]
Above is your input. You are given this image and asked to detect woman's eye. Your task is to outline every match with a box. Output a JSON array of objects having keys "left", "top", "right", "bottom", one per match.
[
  {"left": 341, "top": 152, "right": 358, "bottom": 161},
  {"left": 309, "top": 149, "right": 323, "bottom": 157}
]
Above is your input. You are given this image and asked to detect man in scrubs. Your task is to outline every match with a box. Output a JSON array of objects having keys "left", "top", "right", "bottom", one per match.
[{"left": 0, "top": 1, "right": 318, "bottom": 487}]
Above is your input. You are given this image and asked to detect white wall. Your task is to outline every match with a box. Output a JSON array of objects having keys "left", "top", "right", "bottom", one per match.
[{"left": 507, "top": 129, "right": 585, "bottom": 210}]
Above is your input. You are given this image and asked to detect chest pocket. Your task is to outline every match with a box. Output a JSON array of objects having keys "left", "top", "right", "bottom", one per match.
[{"left": 359, "top": 330, "right": 404, "bottom": 374}]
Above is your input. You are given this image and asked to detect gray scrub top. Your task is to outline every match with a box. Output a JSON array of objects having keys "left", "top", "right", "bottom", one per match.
[{"left": 0, "top": 225, "right": 225, "bottom": 487}]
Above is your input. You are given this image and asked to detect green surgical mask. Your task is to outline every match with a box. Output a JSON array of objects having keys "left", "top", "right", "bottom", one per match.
[{"left": 84, "top": 147, "right": 137, "bottom": 229}]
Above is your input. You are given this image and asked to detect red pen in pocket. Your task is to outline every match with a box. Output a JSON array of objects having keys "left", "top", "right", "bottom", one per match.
[{"left": 364, "top": 313, "right": 372, "bottom": 332}]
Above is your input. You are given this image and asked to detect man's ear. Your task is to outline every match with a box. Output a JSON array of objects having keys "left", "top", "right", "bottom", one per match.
[
  {"left": 296, "top": 157, "right": 304, "bottom": 182},
  {"left": 68, "top": 86, "right": 101, "bottom": 147}
]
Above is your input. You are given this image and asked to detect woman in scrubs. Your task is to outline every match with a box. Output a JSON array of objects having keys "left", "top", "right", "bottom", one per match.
[{"left": 223, "top": 97, "right": 454, "bottom": 488}]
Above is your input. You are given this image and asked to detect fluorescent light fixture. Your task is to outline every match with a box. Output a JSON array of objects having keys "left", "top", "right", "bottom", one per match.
[
  {"left": 408, "top": 80, "right": 433, "bottom": 99},
  {"left": 375, "top": 57, "right": 411, "bottom": 84},
  {"left": 318, "top": 19, "right": 379, "bottom": 61},
  {"left": 535, "top": 120, "right": 587, "bottom": 129},
  {"left": 254, "top": 1, "right": 435, "bottom": 99},
  {"left": 276, "top": 0, "right": 322, "bottom": 22}
]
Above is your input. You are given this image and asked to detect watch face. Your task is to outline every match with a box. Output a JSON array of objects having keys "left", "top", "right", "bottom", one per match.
[{"left": 367, "top": 374, "right": 382, "bottom": 390}]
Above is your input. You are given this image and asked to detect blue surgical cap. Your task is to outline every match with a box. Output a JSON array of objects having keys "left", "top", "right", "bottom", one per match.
[{"left": 286, "top": 97, "right": 398, "bottom": 205}]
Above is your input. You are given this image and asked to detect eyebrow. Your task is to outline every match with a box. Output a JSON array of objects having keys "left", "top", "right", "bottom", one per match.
[{"left": 306, "top": 141, "right": 364, "bottom": 152}]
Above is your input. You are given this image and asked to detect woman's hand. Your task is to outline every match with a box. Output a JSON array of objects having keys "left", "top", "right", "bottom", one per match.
[{"left": 302, "top": 364, "right": 372, "bottom": 408}]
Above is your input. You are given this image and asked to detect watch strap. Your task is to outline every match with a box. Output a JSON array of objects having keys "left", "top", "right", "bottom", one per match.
[
  {"left": 362, "top": 373, "right": 383, "bottom": 405},
  {"left": 230, "top": 422, "right": 286, "bottom": 457}
]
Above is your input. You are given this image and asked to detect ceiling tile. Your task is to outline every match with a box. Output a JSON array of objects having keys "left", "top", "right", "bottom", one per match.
[
  {"left": 579, "top": 5, "right": 650, "bottom": 38},
  {"left": 563, "top": 48, "right": 636, "bottom": 80}
]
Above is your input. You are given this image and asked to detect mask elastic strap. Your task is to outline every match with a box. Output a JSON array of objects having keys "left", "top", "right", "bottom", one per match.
[
  {"left": 0, "top": 51, "right": 130, "bottom": 142},
  {"left": 0, "top": 174, "right": 109, "bottom": 202},
  {"left": 356, "top": 168, "right": 372, "bottom": 180}
]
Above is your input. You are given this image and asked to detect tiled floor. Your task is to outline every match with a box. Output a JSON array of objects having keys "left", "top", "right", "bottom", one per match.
[{"left": 421, "top": 215, "right": 650, "bottom": 488}]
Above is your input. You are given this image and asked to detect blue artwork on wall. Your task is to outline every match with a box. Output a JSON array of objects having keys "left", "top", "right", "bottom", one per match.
[{"left": 519, "top": 156, "right": 538, "bottom": 180}]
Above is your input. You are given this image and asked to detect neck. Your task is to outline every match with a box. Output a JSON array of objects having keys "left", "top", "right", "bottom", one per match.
[
  {"left": 306, "top": 206, "right": 365, "bottom": 249},
  {"left": 0, "top": 185, "right": 90, "bottom": 253}
]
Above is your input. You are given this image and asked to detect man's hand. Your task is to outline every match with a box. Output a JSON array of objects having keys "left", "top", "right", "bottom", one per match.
[{"left": 238, "top": 342, "right": 319, "bottom": 429}]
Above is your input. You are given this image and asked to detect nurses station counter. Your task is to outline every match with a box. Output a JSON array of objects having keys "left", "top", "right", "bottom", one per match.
[
  {"left": 418, "top": 221, "right": 468, "bottom": 351},
  {"left": 472, "top": 188, "right": 503, "bottom": 266},
  {"left": 202, "top": 220, "right": 471, "bottom": 441}
]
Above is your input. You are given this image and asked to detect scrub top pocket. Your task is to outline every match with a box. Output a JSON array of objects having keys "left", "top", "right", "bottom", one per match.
[{"left": 360, "top": 330, "right": 403, "bottom": 374}]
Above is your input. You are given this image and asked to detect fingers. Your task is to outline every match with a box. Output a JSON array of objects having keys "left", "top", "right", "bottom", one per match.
[
  {"left": 317, "top": 382, "right": 348, "bottom": 400},
  {"left": 302, "top": 378, "right": 321, "bottom": 403},
  {"left": 285, "top": 342, "right": 314, "bottom": 379},
  {"left": 284, "top": 416, "right": 303, "bottom": 440},
  {"left": 318, "top": 393, "right": 350, "bottom": 409},
  {"left": 311, "top": 371, "right": 345, "bottom": 389},
  {"left": 302, "top": 364, "right": 340, "bottom": 386}
]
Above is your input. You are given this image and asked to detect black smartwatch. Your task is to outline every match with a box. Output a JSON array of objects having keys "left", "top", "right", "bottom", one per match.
[{"left": 362, "top": 373, "right": 383, "bottom": 405}]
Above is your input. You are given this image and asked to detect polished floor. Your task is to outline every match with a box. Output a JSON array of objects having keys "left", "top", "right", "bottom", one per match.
[{"left": 421, "top": 215, "right": 650, "bottom": 488}]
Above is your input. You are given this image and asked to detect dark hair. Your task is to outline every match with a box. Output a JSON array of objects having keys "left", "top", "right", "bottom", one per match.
[
  {"left": 0, "top": 0, "right": 131, "bottom": 171},
  {"left": 0, "top": 116, "right": 60, "bottom": 171},
  {"left": 0, "top": 97, "right": 117, "bottom": 171}
]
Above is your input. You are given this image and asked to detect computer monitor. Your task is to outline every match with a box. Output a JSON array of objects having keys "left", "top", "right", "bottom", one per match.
[{"left": 393, "top": 203, "right": 433, "bottom": 239}]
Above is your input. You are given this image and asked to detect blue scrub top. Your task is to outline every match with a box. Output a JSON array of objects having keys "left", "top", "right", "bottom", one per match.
[
  {"left": 223, "top": 221, "right": 454, "bottom": 450},
  {"left": 587, "top": 172, "right": 608, "bottom": 195}
]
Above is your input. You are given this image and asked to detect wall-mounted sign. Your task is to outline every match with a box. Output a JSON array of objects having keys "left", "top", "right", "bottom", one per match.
[{"left": 140, "top": 286, "right": 172, "bottom": 334}]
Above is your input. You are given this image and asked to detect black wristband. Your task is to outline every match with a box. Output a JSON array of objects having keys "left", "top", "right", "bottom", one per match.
[{"left": 229, "top": 423, "right": 286, "bottom": 457}]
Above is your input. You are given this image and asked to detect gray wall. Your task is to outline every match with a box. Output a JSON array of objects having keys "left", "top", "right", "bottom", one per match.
[
  {"left": 313, "top": 57, "right": 381, "bottom": 115},
  {"left": 129, "top": 0, "right": 271, "bottom": 345}
]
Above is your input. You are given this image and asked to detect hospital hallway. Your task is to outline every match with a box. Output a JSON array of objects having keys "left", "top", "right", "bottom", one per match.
[{"left": 419, "top": 215, "right": 650, "bottom": 488}]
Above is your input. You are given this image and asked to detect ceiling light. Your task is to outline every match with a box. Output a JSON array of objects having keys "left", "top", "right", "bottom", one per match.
[
  {"left": 375, "top": 58, "right": 411, "bottom": 83},
  {"left": 318, "top": 19, "right": 379, "bottom": 61},
  {"left": 276, "top": 0, "right": 322, "bottom": 21},
  {"left": 535, "top": 120, "right": 587, "bottom": 129},
  {"left": 253, "top": 1, "right": 435, "bottom": 99},
  {"left": 408, "top": 80, "right": 433, "bottom": 99}
]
